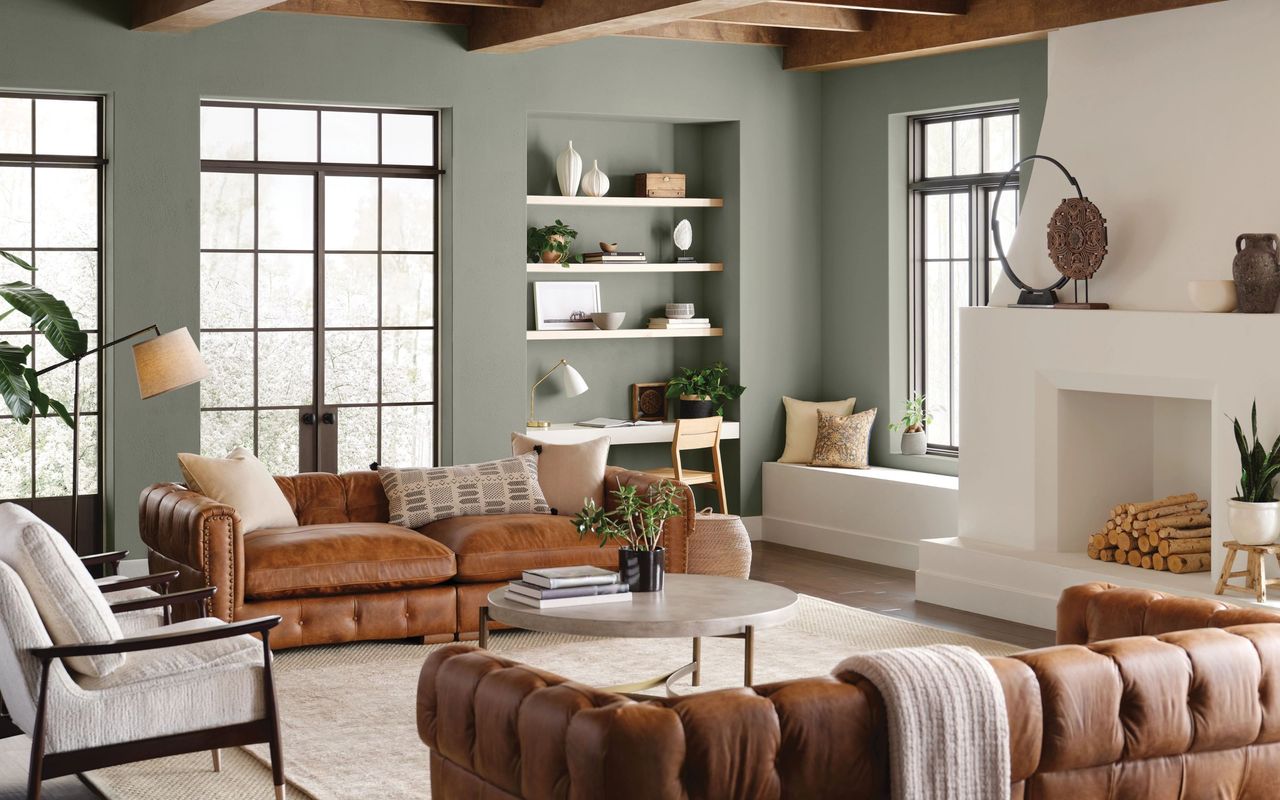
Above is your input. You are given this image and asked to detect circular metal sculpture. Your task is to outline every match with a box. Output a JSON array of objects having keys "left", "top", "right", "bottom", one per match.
[{"left": 992, "top": 154, "right": 1109, "bottom": 309}]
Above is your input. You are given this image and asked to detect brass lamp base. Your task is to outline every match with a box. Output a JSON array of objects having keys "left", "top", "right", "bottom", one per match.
[{"left": 528, "top": 420, "right": 551, "bottom": 428}]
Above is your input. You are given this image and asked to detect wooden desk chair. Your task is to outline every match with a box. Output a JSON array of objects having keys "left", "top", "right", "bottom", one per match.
[{"left": 645, "top": 416, "right": 727, "bottom": 514}]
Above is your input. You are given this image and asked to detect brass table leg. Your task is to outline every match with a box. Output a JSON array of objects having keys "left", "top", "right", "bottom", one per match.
[
  {"left": 478, "top": 606, "right": 489, "bottom": 649},
  {"left": 743, "top": 625, "right": 754, "bottom": 686},
  {"left": 692, "top": 637, "right": 702, "bottom": 687}
]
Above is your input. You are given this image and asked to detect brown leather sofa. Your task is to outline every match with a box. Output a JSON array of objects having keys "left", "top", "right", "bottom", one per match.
[
  {"left": 417, "top": 582, "right": 1280, "bottom": 799},
  {"left": 139, "top": 467, "right": 694, "bottom": 649}
]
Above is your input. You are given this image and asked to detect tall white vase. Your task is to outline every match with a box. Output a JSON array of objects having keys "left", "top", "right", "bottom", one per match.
[
  {"left": 556, "top": 141, "right": 582, "bottom": 197},
  {"left": 581, "top": 160, "right": 610, "bottom": 197}
]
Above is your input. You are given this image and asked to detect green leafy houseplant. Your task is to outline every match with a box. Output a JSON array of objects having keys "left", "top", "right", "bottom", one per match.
[
  {"left": 0, "top": 250, "right": 85, "bottom": 427},
  {"left": 573, "top": 478, "right": 683, "bottom": 552},
  {"left": 665, "top": 361, "right": 745, "bottom": 417},
  {"left": 1231, "top": 401, "right": 1280, "bottom": 503},
  {"left": 889, "top": 391, "right": 933, "bottom": 434},
  {"left": 527, "top": 219, "right": 578, "bottom": 265}
]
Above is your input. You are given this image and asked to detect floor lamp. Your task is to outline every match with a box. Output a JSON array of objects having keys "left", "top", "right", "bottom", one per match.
[{"left": 35, "top": 325, "right": 208, "bottom": 543}]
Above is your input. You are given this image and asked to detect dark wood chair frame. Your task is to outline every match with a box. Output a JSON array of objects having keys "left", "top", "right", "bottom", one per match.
[{"left": 0, "top": 550, "right": 287, "bottom": 800}]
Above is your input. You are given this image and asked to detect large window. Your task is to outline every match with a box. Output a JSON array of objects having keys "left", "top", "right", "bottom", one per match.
[
  {"left": 908, "top": 106, "right": 1019, "bottom": 453},
  {"left": 199, "top": 102, "right": 440, "bottom": 476},
  {"left": 0, "top": 93, "right": 104, "bottom": 551}
]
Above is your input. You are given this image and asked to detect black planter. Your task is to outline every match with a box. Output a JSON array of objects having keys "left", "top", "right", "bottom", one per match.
[
  {"left": 618, "top": 547, "right": 665, "bottom": 592},
  {"left": 678, "top": 397, "right": 715, "bottom": 419}
]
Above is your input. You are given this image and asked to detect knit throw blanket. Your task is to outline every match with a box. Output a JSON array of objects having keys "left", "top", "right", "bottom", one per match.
[{"left": 838, "top": 645, "right": 1010, "bottom": 800}]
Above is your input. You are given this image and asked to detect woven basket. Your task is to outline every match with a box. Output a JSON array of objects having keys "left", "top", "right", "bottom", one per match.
[{"left": 687, "top": 509, "right": 752, "bottom": 579}]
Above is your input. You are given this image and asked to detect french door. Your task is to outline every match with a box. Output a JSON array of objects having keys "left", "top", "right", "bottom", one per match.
[{"left": 199, "top": 102, "right": 441, "bottom": 475}]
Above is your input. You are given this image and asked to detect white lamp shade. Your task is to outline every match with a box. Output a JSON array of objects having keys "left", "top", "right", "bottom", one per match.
[
  {"left": 132, "top": 327, "right": 209, "bottom": 400},
  {"left": 562, "top": 363, "right": 588, "bottom": 397}
]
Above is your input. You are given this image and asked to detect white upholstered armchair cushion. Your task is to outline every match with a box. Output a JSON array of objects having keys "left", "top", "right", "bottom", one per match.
[
  {"left": 106, "top": 587, "right": 168, "bottom": 636},
  {"left": 0, "top": 503, "right": 124, "bottom": 677}
]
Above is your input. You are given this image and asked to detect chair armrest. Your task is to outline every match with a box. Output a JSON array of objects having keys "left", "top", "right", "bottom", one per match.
[
  {"left": 96, "top": 571, "right": 179, "bottom": 594},
  {"left": 604, "top": 467, "right": 695, "bottom": 572},
  {"left": 139, "top": 482, "right": 245, "bottom": 620},
  {"left": 109, "top": 586, "right": 216, "bottom": 614},
  {"left": 80, "top": 550, "right": 128, "bottom": 569},
  {"left": 30, "top": 615, "right": 281, "bottom": 661}
]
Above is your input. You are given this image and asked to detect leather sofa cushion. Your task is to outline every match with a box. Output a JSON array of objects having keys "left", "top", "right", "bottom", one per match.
[
  {"left": 244, "top": 523, "right": 456, "bottom": 600},
  {"left": 418, "top": 514, "right": 617, "bottom": 583}
]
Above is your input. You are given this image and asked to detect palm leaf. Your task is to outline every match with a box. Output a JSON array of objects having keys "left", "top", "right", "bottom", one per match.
[
  {"left": 0, "top": 281, "right": 87, "bottom": 359},
  {"left": 0, "top": 368, "right": 32, "bottom": 423},
  {"left": 0, "top": 250, "right": 35, "bottom": 272}
]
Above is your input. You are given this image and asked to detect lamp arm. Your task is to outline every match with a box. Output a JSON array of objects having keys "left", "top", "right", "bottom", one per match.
[
  {"left": 529, "top": 359, "right": 567, "bottom": 421},
  {"left": 34, "top": 324, "right": 160, "bottom": 376}
]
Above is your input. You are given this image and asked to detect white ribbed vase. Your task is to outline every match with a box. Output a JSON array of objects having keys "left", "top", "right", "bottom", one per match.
[
  {"left": 556, "top": 141, "right": 582, "bottom": 197},
  {"left": 580, "top": 160, "right": 609, "bottom": 197}
]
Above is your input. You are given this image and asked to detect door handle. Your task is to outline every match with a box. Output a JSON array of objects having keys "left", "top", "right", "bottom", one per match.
[
  {"left": 301, "top": 412, "right": 317, "bottom": 425},
  {"left": 321, "top": 412, "right": 335, "bottom": 425}
]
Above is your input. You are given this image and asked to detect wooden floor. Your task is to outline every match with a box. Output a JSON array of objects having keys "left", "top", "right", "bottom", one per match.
[{"left": 0, "top": 541, "right": 1053, "bottom": 798}]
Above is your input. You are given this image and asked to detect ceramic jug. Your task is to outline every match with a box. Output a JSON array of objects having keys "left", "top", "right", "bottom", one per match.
[{"left": 1233, "top": 233, "right": 1280, "bottom": 313}]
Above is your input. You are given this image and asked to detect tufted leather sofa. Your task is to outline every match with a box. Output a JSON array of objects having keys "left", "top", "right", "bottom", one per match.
[
  {"left": 139, "top": 467, "right": 693, "bottom": 649},
  {"left": 417, "top": 583, "right": 1280, "bottom": 798}
]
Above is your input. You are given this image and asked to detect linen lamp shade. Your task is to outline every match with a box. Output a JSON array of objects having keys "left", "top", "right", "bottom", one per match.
[{"left": 132, "top": 327, "right": 209, "bottom": 399}]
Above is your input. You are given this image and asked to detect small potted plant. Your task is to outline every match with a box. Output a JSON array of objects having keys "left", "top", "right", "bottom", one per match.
[
  {"left": 1228, "top": 401, "right": 1280, "bottom": 545},
  {"left": 573, "top": 479, "right": 683, "bottom": 592},
  {"left": 665, "top": 361, "right": 745, "bottom": 419},
  {"left": 889, "top": 392, "right": 933, "bottom": 456},
  {"left": 527, "top": 219, "right": 578, "bottom": 264}
]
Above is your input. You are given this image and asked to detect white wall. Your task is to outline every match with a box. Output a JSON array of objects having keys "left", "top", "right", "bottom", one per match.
[{"left": 993, "top": 0, "right": 1280, "bottom": 311}]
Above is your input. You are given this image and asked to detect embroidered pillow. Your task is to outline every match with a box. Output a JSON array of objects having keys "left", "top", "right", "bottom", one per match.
[
  {"left": 810, "top": 408, "right": 876, "bottom": 469},
  {"left": 511, "top": 433, "right": 609, "bottom": 515},
  {"left": 379, "top": 454, "right": 550, "bottom": 528}
]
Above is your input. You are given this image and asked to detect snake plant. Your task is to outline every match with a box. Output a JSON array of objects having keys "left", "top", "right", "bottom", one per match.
[{"left": 1232, "top": 400, "right": 1280, "bottom": 503}]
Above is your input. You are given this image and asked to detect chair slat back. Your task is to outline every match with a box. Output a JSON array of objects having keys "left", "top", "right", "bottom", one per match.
[{"left": 673, "top": 416, "right": 722, "bottom": 452}]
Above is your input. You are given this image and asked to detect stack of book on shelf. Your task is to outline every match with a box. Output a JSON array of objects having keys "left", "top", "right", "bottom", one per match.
[
  {"left": 505, "top": 565, "right": 632, "bottom": 608},
  {"left": 581, "top": 251, "right": 646, "bottom": 264},
  {"left": 648, "top": 317, "right": 711, "bottom": 330}
]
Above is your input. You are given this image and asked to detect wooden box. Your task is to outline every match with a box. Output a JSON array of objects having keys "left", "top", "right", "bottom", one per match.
[{"left": 634, "top": 172, "right": 686, "bottom": 198}]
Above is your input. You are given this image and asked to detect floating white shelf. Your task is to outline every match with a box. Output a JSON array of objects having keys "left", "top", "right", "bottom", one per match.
[
  {"left": 527, "top": 328, "right": 724, "bottom": 341},
  {"left": 527, "top": 195, "right": 724, "bottom": 208},
  {"left": 524, "top": 421, "right": 740, "bottom": 446},
  {"left": 526, "top": 262, "right": 723, "bottom": 274}
]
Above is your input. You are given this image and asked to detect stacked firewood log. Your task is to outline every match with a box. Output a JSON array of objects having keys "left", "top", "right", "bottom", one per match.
[{"left": 1086, "top": 492, "right": 1212, "bottom": 574}]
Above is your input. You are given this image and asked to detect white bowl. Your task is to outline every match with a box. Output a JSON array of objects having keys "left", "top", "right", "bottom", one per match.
[
  {"left": 1187, "top": 280, "right": 1237, "bottom": 313},
  {"left": 591, "top": 311, "right": 626, "bottom": 330}
]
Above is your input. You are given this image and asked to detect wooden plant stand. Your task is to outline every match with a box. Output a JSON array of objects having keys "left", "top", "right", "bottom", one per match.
[{"left": 1215, "top": 541, "right": 1280, "bottom": 602}]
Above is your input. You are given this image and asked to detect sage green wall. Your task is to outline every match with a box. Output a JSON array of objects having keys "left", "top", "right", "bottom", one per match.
[
  {"left": 2, "top": 0, "right": 822, "bottom": 552},
  {"left": 818, "top": 42, "right": 1048, "bottom": 476}
]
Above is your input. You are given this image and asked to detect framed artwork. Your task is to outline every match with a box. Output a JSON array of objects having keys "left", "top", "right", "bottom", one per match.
[
  {"left": 534, "top": 281, "right": 601, "bottom": 330},
  {"left": 631, "top": 382, "right": 668, "bottom": 421}
]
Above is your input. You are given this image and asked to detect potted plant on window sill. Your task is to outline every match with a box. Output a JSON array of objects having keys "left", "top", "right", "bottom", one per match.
[
  {"left": 573, "top": 478, "right": 683, "bottom": 592},
  {"left": 889, "top": 392, "right": 933, "bottom": 456},
  {"left": 1228, "top": 401, "right": 1280, "bottom": 545},
  {"left": 527, "top": 219, "right": 578, "bottom": 265},
  {"left": 666, "top": 361, "right": 745, "bottom": 419}
]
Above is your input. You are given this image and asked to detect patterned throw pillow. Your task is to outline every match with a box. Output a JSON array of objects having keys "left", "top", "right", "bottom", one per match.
[
  {"left": 810, "top": 408, "right": 877, "bottom": 469},
  {"left": 379, "top": 454, "right": 550, "bottom": 528}
]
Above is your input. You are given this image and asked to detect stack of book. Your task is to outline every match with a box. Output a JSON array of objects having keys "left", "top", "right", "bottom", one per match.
[
  {"left": 581, "top": 251, "right": 646, "bottom": 264},
  {"left": 505, "top": 565, "right": 632, "bottom": 608},
  {"left": 648, "top": 317, "right": 711, "bottom": 330}
]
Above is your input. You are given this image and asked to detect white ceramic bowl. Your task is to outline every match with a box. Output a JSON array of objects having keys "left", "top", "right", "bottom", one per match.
[
  {"left": 591, "top": 311, "right": 626, "bottom": 330},
  {"left": 665, "top": 303, "right": 695, "bottom": 320},
  {"left": 1187, "top": 280, "right": 1237, "bottom": 313}
]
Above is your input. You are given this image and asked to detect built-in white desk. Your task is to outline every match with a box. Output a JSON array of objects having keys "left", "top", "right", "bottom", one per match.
[{"left": 523, "top": 421, "right": 740, "bottom": 446}]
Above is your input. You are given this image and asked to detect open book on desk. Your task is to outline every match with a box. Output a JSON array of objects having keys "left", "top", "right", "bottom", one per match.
[{"left": 575, "top": 418, "right": 666, "bottom": 428}]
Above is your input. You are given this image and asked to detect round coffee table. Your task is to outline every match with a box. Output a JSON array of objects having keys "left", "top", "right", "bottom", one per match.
[{"left": 479, "top": 573, "right": 798, "bottom": 695}]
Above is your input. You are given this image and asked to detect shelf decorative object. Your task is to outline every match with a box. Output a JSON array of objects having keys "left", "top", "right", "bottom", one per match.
[
  {"left": 556, "top": 141, "right": 583, "bottom": 198},
  {"left": 632, "top": 382, "right": 668, "bottom": 421},
  {"left": 666, "top": 362, "right": 744, "bottom": 418},
  {"left": 634, "top": 172, "right": 686, "bottom": 198},
  {"left": 673, "top": 218, "right": 694, "bottom": 263},
  {"left": 1231, "top": 234, "right": 1280, "bottom": 313},
  {"left": 1187, "top": 279, "right": 1237, "bottom": 312},
  {"left": 534, "top": 281, "right": 600, "bottom": 330},
  {"left": 581, "top": 160, "right": 610, "bottom": 198},
  {"left": 527, "top": 219, "right": 578, "bottom": 264},
  {"left": 889, "top": 391, "right": 933, "bottom": 456}
]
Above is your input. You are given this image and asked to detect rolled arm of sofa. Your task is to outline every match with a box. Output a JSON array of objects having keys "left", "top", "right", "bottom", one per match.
[
  {"left": 603, "top": 466, "right": 696, "bottom": 573},
  {"left": 1056, "top": 581, "right": 1280, "bottom": 645},
  {"left": 138, "top": 482, "right": 244, "bottom": 621}
]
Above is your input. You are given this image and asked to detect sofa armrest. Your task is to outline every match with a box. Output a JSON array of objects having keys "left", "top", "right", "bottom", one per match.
[
  {"left": 603, "top": 466, "right": 696, "bottom": 573},
  {"left": 138, "top": 482, "right": 244, "bottom": 621},
  {"left": 1056, "top": 581, "right": 1280, "bottom": 645}
]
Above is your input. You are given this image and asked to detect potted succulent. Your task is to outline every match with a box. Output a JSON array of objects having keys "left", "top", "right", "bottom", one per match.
[
  {"left": 665, "top": 361, "right": 745, "bottom": 419},
  {"left": 573, "top": 478, "right": 683, "bottom": 592},
  {"left": 889, "top": 392, "right": 933, "bottom": 456},
  {"left": 527, "top": 219, "right": 578, "bottom": 265},
  {"left": 1228, "top": 401, "right": 1280, "bottom": 545}
]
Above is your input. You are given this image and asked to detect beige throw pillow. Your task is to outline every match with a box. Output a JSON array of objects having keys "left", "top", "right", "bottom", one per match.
[
  {"left": 379, "top": 454, "right": 550, "bottom": 529},
  {"left": 511, "top": 433, "right": 609, "bottom": 515},
  {"left": 779, "top": 396, "right": 857, "bottom": 463},
  {"left": 176, "top": 447, "right": 298, "bottom": 533},
  {"left": 810, "top": 408, "right": 877, "bottom": 469}
]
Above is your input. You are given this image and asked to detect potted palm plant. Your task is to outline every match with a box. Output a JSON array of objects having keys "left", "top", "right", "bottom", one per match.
[
  {"left": 527, "top": 219, "right": 578, "bottom": 264},
  {"left": 665, "top": 361, "right": 745, "bottom": 419},
  {"left": 889, "top": 392, "right": 933, "bottom": 456},
  {"left": 573, "top": 478, "right": 683, "bottom": 592},
  {"left": 1228, "top": 401, "right": 1280, "bottom": 545},
  {"left": 0, "top": 250, "right": 83, "bottom": 426}
]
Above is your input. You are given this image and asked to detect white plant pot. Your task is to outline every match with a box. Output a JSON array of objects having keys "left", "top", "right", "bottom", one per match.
[
  {"left": 900, "top": 431, "right": 927, "bottom": 456},
  {"left": 556, "top": 140, "right": 582, "bottom": 197},
  {"left": 1228, "top": 498, "right": 1280, "bottom": 545}
]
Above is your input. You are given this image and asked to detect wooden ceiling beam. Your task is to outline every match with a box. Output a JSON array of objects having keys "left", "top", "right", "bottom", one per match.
[
  {"left": 700, "top": 3, "right": 869, "bottom": 32},
  {"left": 467, "top": 0, "right": 763, "bottom": 53},
  {"left": 266, "top": 0, "right": 472, "bottom": 24},
  {"left": 132, "top": 0, "right": 283, "bottom": 31},
  {"left": 625, "top": 19, "right": 790, "bottom": 45},
  {"left": 776, "top": 0, "right": 964, "bottom": 14},
  {"left": 784, "top": 0, "right": 1228, "bottom": 71},
  {"left": 420, "top": 0, "right": 539, "bottom": 7}
]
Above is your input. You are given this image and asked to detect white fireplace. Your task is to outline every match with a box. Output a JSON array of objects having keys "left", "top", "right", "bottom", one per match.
[{"left": 917, "top": 307, "right": 1280, "bottom": 629}]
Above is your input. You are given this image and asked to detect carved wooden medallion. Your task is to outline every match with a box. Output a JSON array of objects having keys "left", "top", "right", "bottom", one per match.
[{"left": 1046, "top": 197, "right": 1108, "bottom": 280}]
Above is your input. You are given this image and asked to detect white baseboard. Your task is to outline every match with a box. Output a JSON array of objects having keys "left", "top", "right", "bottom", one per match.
[
  {"left": 117, "top": 558, "right": 149, "bottom": 578},
  {"left": 741, "top": 515, "right": 763, "bottom": 541},
  {"left": 915, "top": 570, "right": 1058, "bottom": 629},
  {"left": 762, "top": 517, "right": 918, "bottom": 570}
]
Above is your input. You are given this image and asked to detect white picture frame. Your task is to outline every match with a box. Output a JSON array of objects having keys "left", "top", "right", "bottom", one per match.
[{"left": 534, "top": 281, "right": 601, "bottom": 330}]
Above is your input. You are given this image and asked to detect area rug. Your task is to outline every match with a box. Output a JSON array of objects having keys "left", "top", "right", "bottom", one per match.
[{"left": 81, "top": 594, "right": 1021, "bottom": 800}]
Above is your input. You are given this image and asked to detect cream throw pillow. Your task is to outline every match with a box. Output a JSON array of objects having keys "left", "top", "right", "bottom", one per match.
[
  {"left": 176, "top": 447, "right": 298, "bottom": 533},
  {"left": 779, "top": 396, "right": 857, "bottom": 463},
  {"left": 512, "top": 433, "right": 609, "bottom": 515}
]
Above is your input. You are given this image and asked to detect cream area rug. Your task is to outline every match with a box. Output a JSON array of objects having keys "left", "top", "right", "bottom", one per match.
[{"left": 79, "top": 595, "right": 1021, "bottom": 800}]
